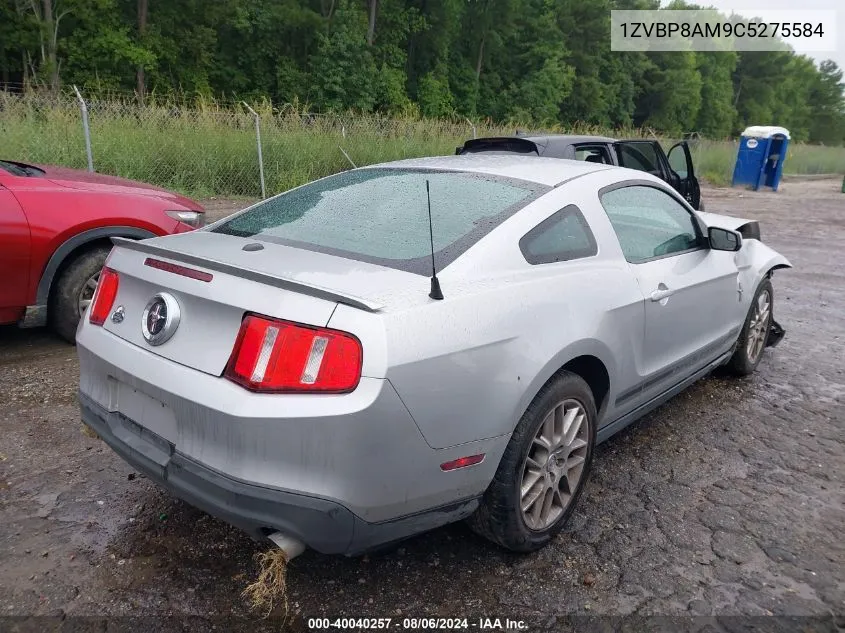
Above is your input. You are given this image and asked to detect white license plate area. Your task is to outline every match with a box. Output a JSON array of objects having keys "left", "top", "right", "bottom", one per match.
[{"left": 109, "top": 377, "right": 178, "bottom": 444}]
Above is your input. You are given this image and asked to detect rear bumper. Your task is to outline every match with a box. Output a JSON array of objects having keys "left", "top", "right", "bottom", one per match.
[
  {"left": 75, "top": 323, "right": 507, "bottom": 554},
  {"left": 80, "top": 391, "right": 480, "bottom": 555},
  {"left": 80, "top": 391, "right": 354, "bottom": 551}
]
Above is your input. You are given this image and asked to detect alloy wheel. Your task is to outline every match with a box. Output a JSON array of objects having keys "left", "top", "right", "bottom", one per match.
[
  {"left": 746, "top": 289, "right": 771, "bottom": 363},
  {"left": 520, "top": 399, "right": 590, "bottom": 531},
  {"left": 77, "top": 271, "right": 100, "bottom": 317}
]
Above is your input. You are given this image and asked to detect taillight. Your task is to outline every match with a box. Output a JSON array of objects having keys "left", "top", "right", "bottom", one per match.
[
  {"left": 224, "top": 315, "right": 363, "bottom": 393},
  {"left": 88, "top": 267, "right": 119, "bottom": 326}
]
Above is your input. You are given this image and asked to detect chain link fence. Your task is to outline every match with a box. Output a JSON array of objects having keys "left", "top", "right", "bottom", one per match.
[
  {"left": 4, "top": 88, "right": 843, "bottom": 198},
  {"left": 0, "top": 89, "right": 510, "bottom": 200}
]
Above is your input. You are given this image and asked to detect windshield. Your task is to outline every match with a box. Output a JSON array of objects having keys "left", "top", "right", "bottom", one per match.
[
  {"left": 212, "top": 168, "right": 546, "bottom": 275},
  {"left": 0, "top": 160, "right": 44, "bottom": 177},
  {"left": 0, "top": 160, "right": 29, "bottom": 177}
]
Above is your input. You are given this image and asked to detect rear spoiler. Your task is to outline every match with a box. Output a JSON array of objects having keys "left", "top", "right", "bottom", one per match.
[
  {"left": 456, "top": 137, "right": 542, "bottom": 156},
  {"left": 110, "top": 237, "right": 384, "bottom": 313}
]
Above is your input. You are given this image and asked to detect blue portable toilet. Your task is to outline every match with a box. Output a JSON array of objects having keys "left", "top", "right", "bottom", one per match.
[{"left": 731, "top": 126, "right": 791, "bottom": 191}]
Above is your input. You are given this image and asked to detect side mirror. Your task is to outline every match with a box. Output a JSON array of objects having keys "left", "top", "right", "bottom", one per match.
[{"left": 708, "top": 226, "right": 742, "bottom": 252}]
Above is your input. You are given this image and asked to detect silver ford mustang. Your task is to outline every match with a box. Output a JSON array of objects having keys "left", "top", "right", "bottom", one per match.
[{"left": 76, "top": 155, "right": 791, "bottom": 556}]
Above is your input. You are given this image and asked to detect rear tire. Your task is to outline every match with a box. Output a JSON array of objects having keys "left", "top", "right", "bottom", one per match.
[
  {"left": 49, "top": 246, "right": 110, "bottom": 343},
  {"left": 725, "top": 278, "right": 774, "bottom": 376},
  {"left": 468, "top": 371, "right": 596, "bottom": 552}
]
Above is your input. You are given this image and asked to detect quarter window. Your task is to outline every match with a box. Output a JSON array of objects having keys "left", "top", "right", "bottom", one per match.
[
  {"left": 519, "top": 205, "right": 597, "bottom": 265},
  {"left": 574, "top": 145, "right": 612, "bottom": 165},
  {"left": 600, "top": 185, "right": 701, "bottom": 263}
]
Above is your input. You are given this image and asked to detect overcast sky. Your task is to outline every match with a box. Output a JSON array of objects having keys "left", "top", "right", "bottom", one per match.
[{"left": 667, "top": 0, "right": 843, "bottom": 70}]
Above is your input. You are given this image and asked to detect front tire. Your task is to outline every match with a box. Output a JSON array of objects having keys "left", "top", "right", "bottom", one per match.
[
  {"left": 725, "top": 278, "right": 774, "bottom": 376},
  {"left": 468, "top": 371, "right": 596, "bottom": 552},
  {"left": 49, "top": 246, "right": 110, "bottom": 343}
]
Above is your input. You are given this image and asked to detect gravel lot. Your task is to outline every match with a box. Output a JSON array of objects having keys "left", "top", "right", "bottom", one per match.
[{"left": 1, "top": 178, "right": 843, "bottom": 631}]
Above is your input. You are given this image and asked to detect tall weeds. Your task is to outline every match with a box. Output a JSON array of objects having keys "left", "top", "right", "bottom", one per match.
[{"left": 2, "top": 91, "right": 843, "bottom": 197}]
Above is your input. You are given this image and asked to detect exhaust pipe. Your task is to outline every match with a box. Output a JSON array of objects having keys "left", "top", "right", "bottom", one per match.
[{"left": 267, "top": 531, "right": 306, "bottom": 560}]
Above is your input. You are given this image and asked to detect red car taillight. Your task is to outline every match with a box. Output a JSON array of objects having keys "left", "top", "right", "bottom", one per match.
[
  {"left": 88, "top": 268, "right": 119, "bottom": 326},
  {"left": 224, "top": 315, "right": 363, "bottom": 393}
]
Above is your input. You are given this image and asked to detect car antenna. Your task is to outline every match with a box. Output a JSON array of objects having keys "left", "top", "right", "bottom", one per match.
[{"left": 425, "top": 179, "right": 444, "bottom": 300}]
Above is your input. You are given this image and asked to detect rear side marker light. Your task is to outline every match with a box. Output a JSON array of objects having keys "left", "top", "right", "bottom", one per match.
[
  {"left": 440, "top": 454, "right": 485, "bottom": 471},
  {"left": 89, "top": 267, "right": 119, "bottom": 326},
  {"left": 225, "top": 315, "right": 363, "bottom": 393},
  {"left": 145, "top": 258, "right": 213, "bottom": 282}
]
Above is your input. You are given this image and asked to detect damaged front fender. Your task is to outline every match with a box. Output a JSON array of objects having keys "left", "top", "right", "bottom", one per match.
[{"left": 737, "top": 238, "right": 793, "bottom": 292}]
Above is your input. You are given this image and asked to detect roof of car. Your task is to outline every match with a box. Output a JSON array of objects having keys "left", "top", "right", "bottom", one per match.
[
  {"left": 521, "top": 134, "right": 618, "bottom": 145},
  {"left": 458, "top": 134, "right": 619, "bottom": 159},
  {"left": 364, "top": 154, "right": 614, "bottom": 187}
]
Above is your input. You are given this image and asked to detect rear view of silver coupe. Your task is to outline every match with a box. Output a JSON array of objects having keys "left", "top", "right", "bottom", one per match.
[{"left": 76, "top": 155, "right": 791, "bottom": 556}]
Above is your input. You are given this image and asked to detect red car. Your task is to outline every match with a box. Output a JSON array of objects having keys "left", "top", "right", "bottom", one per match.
[{"left": 1, "top": 160, "right": 205, "bottom": 342}]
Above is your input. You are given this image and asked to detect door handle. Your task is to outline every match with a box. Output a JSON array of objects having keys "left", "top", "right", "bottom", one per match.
[{"left": 650, "top": 284, "right": 674, "bottom": 302}]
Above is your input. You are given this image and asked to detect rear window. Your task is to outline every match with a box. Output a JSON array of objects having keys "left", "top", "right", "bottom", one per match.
[
  {"left": 457, "top": 138, "right": 540, "bottom": 156},
  {"left": 212, "top": 168, "right": 546, "bottom": 275}
]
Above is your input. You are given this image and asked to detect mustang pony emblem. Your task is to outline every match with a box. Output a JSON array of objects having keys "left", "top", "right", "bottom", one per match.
[{"left": 141, "top": 293, "right": 181, "bottom": 346}]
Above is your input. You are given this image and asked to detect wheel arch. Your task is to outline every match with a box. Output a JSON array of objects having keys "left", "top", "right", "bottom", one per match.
[
  {"left": 35, "top": 226, "right": 156, "bottom": 310},
  {"left": 559, "top": 355, "right": 611, "bottom": 419},
  {"left": 514, "top": 342, "right": 615, "bottom": 433},
  {"left": 766, "top": 263, "right": 791, "bottom": 277}
]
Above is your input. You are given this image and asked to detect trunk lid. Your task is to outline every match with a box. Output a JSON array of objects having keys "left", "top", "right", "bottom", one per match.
[{"left": 101, "top": 231, "right": 425, "bottom": 375}]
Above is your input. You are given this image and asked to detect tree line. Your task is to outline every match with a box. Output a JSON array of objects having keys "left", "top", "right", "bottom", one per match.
[{"left": 1, "top": 0, "right": 844, "bottom": 143}]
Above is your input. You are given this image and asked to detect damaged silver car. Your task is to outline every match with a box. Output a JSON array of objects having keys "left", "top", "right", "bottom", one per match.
[{"left": 76, "top": 155, "right": 790, "bottom": 558}]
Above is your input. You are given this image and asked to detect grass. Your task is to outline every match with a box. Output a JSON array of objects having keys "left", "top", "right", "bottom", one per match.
[
  {"left": 2, "top": 91, "right": 843, "bottom": 197},
  {"left": 242, "top": 549, "right": 290, "bottom": 618},
  {"left": 689, "top": 138, "right": 845, "bottom": 186}
]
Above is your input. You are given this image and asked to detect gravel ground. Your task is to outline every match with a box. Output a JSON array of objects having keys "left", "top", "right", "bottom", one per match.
[{"left": 0, "top": 178, "right": 843, "bottom": 631}]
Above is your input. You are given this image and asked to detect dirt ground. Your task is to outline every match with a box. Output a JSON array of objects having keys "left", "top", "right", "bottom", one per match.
[{"left": 0, "top": 178, "right": 843, "bottom": 631}]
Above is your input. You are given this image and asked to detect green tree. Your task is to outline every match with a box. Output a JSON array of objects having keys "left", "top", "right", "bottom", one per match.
[
  {"left": 808, "top": 60, "right": 845, "bottom": 144},
  {"left": 499, "top": 0, "right": 574, "bottom": 123},
  {"left": 555, "top": 0, "right": 612, "bottom": 125},
  {"left": 0, "top": 1, "right": 40, "bottom": 87},
  {"left": 417, "top": 63, "right": 453, "bottom": 117},
  {"left": 695, "top": 52, "right": 737, "bottom": 138},
  {"left": 637, "top": 51, "right": 702, "bottom": 135},
  {"left": 0, "top": 0, "right": 842, "bottom": 144},
  {"left": 310, "top": 1, "right": 378, "bottom": 111}
]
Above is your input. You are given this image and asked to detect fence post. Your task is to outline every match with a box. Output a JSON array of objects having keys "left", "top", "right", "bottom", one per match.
[
  {"left": 73, "top": 85, "right": 94, "bottom": 172},
  {"left": 242, "top": 102, "right": 266, "bottom": 199},
  {"left": 465, "top": 118, "right": 477, "bottom": 139}
]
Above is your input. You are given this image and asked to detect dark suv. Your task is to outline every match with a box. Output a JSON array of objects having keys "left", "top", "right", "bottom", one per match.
[{"left": 456, "top": 135, "right": 703, "bottom": 210}]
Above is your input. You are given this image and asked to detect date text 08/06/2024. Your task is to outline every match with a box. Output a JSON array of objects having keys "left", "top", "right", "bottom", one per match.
[{"left": 307, "top": 617, "right": 529, "bottom": 630}]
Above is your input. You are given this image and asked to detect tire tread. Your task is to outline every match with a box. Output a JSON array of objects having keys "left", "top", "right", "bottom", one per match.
[
  {"left": 468, "top": 371, "right": 596, "bottom": 552},
  {"left": 49, "top": 246, "right": 111, "bottom": 343}
]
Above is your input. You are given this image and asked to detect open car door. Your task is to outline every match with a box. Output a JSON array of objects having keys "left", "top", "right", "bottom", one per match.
[
  {"left": 666, "top": 141, "right": 702, "bottom": 210},
  {"left": 613, "top": 140, "right": 670, "bottom": 179}
]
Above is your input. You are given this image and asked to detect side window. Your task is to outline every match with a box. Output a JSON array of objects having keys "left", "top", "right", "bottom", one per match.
[
  {"left": 519, "top": 205, "right": 598, "bottom": 265},
  {"left": 599, "top": 185, "right": 702, "bottom": 263},
  {"left": 667, "top": 144, "right": 688, "bottom": 178},
  {"left": 615, "top": 142, "right": 660, "bottom": 175},
  {"left": 574, "top": 144, "right": 612, "bottom": 165}
]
